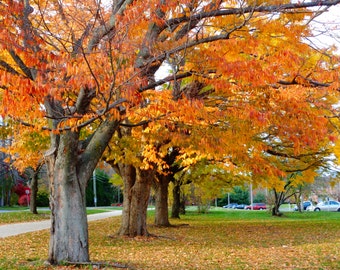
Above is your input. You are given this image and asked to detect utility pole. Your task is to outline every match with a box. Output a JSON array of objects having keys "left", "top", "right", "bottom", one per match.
[
  {"left": 250, "top": 183, "right": 253, "bottom": 210},
  {"left": 93, "top": 169, "right": 97, "bottom": 207}
]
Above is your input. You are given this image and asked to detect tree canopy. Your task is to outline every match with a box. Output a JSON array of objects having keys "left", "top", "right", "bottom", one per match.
[{"left": 1, "top": 0, "right": 340, "bottom": 265}]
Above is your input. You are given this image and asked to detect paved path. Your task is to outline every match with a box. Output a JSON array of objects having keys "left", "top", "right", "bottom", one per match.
[{"left": 0, "top": 210, "right": 122, "bottom": 238}]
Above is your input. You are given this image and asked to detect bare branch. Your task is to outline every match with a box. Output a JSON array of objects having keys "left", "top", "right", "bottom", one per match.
[
  {"left": 278, "top": 76, "right": 332, "bottom": 88},
  {"left": 165, "top": 0, "right": 340, "bottom": 31},
  {"left": 139, "top": 71, "right": 194, "bottom": 92},
  {"left": 138, "top": 8, "right": 254, "bottom": 80},
  {"left": 266, "top": 149, "right": 330, "bottom": 160},
  {"left": 8, "top": 50, "right": 34, "bottom": 80},
  {"left": 87, "top": 0, "right": 134, "bottom": 51}
]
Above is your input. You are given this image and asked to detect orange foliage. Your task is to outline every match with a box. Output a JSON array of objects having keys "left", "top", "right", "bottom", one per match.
[{"left": 0, "top": 0, "right": 340, "bottom": 186}]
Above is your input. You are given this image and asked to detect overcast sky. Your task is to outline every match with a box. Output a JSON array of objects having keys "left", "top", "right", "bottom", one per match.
[{"left": 308, "top": 4, "right": 340, "bottom": 51}]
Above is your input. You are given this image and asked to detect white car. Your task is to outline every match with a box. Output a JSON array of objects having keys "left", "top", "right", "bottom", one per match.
[{"left": 307, "top": 200, "right": 340, "bottom": 212}]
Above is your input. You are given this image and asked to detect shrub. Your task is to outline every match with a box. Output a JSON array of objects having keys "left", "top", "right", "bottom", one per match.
[
  {"left": 36, "top": 190, "right": 49, "bottom": 207},
  {"left": 229, "top": 186, "right": 250, "bottom": 205},
  {"left": 10, "top": 193, "right": 19, "bottom": 206},
  {"left": 14, "top": 183, "right": 28, "bottom": 197},
  {"left": 18, "top": 195, "right": 30, "bottom": 206}
]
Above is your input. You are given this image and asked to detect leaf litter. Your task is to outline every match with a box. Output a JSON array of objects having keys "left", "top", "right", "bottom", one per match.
[{"left": 0, "top": 211, "right": 339, "bottom": 269}]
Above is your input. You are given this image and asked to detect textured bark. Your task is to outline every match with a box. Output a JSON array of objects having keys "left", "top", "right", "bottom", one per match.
[
  {"left": 117, "top": 165, "right": 152, "bottom": 237},
  {"left": 44, "top": 95, "right": 120, "bottom": 264},
  {"left": 153, "top": 174, "right": 171, "bottom": 226},
  {"left": 46, "top": 131, "right": 89, "bottom": 264},
  {"left": 129, "top": 168, "right": 152, "bottom": 236},
  {"left": 117, "top": 164, "right": 136, "bottom": 236}
]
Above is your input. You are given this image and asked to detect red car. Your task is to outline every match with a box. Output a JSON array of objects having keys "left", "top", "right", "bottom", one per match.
[{"left": 245, "top": 203, "right": 267, "bottom": 210}]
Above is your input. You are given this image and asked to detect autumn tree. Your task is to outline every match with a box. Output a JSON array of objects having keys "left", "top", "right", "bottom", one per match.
[
  {"left": 105, "top": 85, "right": 227, "bottom": 231},
  {"left": 104, "top": 123, "right": 154, "bottom": 236},
  {"left": 244, "top": 86, "right": 337, "bottom": 216},
  {"left": 1, "top": 0, "right": 340, "bottom": 265},
  {"left": 265, "top": 143, "right": 334, "bottom": 216},
  {"left": 2, "top": 123, "right": 49, "bottom": 213},
  {"left": 1, "top": 0, "right": 138, "bottom": 263},
  {"left": 179, "top": 162, "right": 246, "bottom": 213}
]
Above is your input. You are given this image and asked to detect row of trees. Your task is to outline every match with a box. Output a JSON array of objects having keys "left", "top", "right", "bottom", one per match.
[{"left": 1, "top": 0, "right": 340, "bottom": 265}]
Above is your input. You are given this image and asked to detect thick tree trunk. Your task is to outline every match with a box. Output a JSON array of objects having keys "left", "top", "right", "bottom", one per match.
[
  {"left": 117, "top": 166, "right": 152, "bottom": 237},
  {"left": 117, "top": 164, "right": 135, "bottom": 236},
  {"left": 44, "top": 93, "right": 120, "bottom": 264},
  {"left": 29, "top": 167, "right": 39, "bottom": 215},
  {"left": 45, "top": 132, "right": 89, "bottom": 264},
  {"left": 171, "top": 182, "right": 181, "bottom": 219},
  {"left": 154, "top": 174, "right": 170, "bottom": 226},
  {"left": 129, "top": 168, "right": 152, "bottom": 236}
]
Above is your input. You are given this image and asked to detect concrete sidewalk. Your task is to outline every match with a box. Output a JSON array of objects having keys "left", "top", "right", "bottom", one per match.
[{"left": 0, "top": 210, "right": 122, "bottom": 238}]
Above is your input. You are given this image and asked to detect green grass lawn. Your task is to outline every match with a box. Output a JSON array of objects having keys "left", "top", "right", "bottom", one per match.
[
  {"left": 0, "top": 211, "right": 50, "bottom": 224},
  {"left": 0, "top": 208, "right": 339, "bottom": 269},
  {"left": 0, "top": 207, "right": 117, "bottom": 225},
  {"left": 0, "top": 206, "right": 30, "bottom": 211}
]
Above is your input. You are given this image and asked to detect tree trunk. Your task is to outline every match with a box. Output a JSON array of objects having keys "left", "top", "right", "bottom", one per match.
[
  {"left": 171, "top": 182, "right": 181, "bottom": 219},
  {"left": 45, "top": 131, "right": 90, "bottom": 264},
  {"left": 117, "top": 165, "right": 152, "bottom": 237},
  {"left": 180, "top": 193, "right": 186, "bottom": 215},
  {"left": 272, "top": 189, "right": 283, "bottom": 216},
  {"left": 117, "top": 164, "right": 135, "bottom": 236},
  {"left": 154, "top": 174, "right": 170, "bottom": 226},
  {"left": 272, "top": 203, "right": 281, "bottom": 216},
  {"left": 294, "top": 187, "right": 303, "bottom": 212},
  {"left": 44, "top": 94, "right": 120, "bottom": 264},
  {"left": 29, "top": 167, "right": 39, "bottom": 215}
]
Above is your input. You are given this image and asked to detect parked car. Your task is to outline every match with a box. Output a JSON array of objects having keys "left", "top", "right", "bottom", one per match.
[
  {"left": 294, "top": 201, "right": 312, "bottom": 211},
  {"left": 223, "top": 203, "right": 238, "bottom": 209},
  {"left": 307, "top": 200, "right": 340, "bottom": 212},
  {"left": 245, "top": 203, "right": 267, "bottom": 210},
  {"left": 235, "top": 204, "right": 247, "bottom": 209}
]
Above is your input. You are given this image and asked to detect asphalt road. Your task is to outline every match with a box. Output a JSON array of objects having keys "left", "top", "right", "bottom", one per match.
[{"left": 0, "top": 210, "right": 122, "bottom": 238}]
